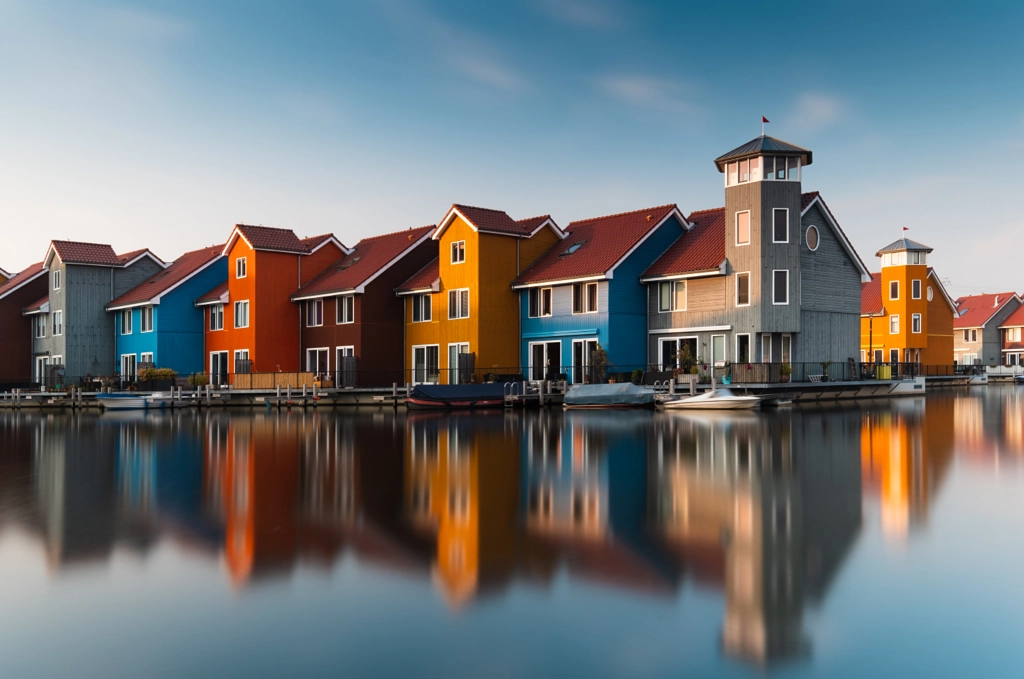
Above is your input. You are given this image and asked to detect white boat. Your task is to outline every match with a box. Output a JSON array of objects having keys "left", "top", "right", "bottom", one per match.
[
  {"left": 96, "top": 393, "right": 173, "bottom": 410},
  {"left": 660, "top": 387, "right": 761, "bottom": 411}
]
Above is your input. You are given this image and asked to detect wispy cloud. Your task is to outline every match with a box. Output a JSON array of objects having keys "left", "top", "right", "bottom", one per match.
[
  {"left": 598, "top": 74, "right": 701, "bottom": 116},
  {"left": 789, "top": 92, "right": 845, "bottom": 133},
  {"left": 535, "top": 0, "right": 625, "bottom": 30}
]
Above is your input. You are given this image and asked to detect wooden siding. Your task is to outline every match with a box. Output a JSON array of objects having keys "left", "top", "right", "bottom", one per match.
[
  {"left": 920, "top": 277, "right": 954, "bottom": 364},
  {"left": 300, "top": 241, "right": 346, "bottom": 286},
  {"left": 0, "top": 273, "right": 48, "bottom": 380},
  {"left": 254, "top": 250, "right": 303, "bottom": 372},
  {"left": 794, "top": 311, "right": 859, "bottom": 363},
  {"left": 519, "top": 282, "right": 609, "bottom": 374},
  {"left": 153, "top": 257, "right": 228, "bottom": 374},
  {"left": 646, "top": 276, "right": 727, "bottom": 330}
]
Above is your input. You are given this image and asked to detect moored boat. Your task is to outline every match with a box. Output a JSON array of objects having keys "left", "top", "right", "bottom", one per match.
[
  {"left": 660, "top": 387, "right": 760, "bottom": 410},
  {"left": 563, "top": 383, "right": 657, "bottom": 409},
  {"left": 405, "top": 384, "right": 507, "bottom": 410},
  {"left": 96, "top": 394, "right": 148, "bottom": 410}
]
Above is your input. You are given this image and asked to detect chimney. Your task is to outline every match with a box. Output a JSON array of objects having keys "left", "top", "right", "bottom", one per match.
[{"left": 995, "top": 296, "right": 1000, "bottom": 307}]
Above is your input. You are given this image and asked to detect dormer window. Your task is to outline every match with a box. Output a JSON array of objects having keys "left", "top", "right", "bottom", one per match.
[{"left": 561, "top": 242, "right": 584, "bottom": 256}]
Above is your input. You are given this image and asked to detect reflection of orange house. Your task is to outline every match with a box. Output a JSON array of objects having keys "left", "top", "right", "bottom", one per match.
[{"left": 404, "top": 412, "right": 520, "bottom": 607}]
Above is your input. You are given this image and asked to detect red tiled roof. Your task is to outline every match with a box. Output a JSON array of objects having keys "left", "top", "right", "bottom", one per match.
[
  {"left": 294, "top": 226, "right": 434, "bottom": 299},
  {"left": 1001, "top": 303, "right": 1024, "bottom": 328},
  {"left": 444, "top": 204, "right": 550, "bottom": 237},
  {"left": 50, "top": 240, "right": 119, "bottom": 266},
  {"left": 117, "top": 248, "right": 150, "bottom": 265},
  {"left": 953, "top": 293, "right": 1020, "bottom": 328},
  {"left": 107, "top": 245, "right": 223, "bottom": 309},
  {"left": 24, "top": 294, "right": 49, "bottom": 312},
  {"left": 300, "top": 234, "right": 337, "bottom": 250},
  {"left": 196, "top": 280, "right": 229, "bottom": 305},
  {"left": 515, "top": 215, "right": 552, "bottom": 234},
  {"left": 515, "top": 205, "right": 679, "bottom": 285},
  {"left": 861, "top": 273, "right": 884, "bottom": 315},
  {"left": 641, "top": 208, "right": 724, "bottom": 278},
  {"left": 234, "top": 224, "right": 309, "bottom": 253},
  {"left": 396, "top": 257, "right": 439, "bottom": 293},
  {"left": 0, "top": 262, "right": 46, "bottom": 300}
]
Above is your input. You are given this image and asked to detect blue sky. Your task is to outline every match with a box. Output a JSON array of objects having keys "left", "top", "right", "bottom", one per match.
[{"left": 1, "top": 0, "right": 1022, "bottom": 296}]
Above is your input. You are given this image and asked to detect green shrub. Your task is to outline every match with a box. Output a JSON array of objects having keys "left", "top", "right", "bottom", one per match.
[{"left": 139, "top": 367, "right": 177, "bottom": 381}]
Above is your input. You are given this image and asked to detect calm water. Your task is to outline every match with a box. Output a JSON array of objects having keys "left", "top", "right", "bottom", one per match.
[{"left": 1, "top": 389, "right": 1023, "bottom": 678}]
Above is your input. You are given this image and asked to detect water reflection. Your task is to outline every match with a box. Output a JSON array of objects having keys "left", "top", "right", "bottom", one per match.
[{"left": 0, "top": 388, "right": 1021, "bottom": 673}]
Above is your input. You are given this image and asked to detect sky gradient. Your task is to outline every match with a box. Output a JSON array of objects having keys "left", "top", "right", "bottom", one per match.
[{"left": 1, "top": 0, "right": 1022, "bottom": 296}]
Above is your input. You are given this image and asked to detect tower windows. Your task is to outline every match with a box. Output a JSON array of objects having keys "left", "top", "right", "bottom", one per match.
[
  {"left": 772, "top": 209, "right": 789, "bottom": 243},
  {"left": 890, "top": 281, "right": 899, "bottom": 300},
  {"left": 736, "top": 211, "right": 750, "bottom": 245},
  {"left": 912, "top": 279, "right": 922, "bottom": 299},
  {"left": 890, "top": 315, "right": 900, "bottom": 334},
  {"left": 736, "top": 272, "right": 750, "bottom": 307},
  {"left": 912, "top": 313, "right": 922, "bottom": 333},
  {"left": 772, "top": 270, "right": 789, "bottom": 305}
]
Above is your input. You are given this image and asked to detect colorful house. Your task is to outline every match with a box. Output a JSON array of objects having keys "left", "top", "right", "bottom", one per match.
[
  {"left": 0, "top": 267, "right": 11, "bottom": 283},
  {"left": 105, "top": 245, "right": 227, "bottom": 377},
  {"left": 397, "top": 205, "right": 564, "bottom": 385},
  {"left": 290, "top": 226, "right": 437, "bottom": 387},
  {"left": 998, "top": 304, "right": 1024, "bottom": 366},
  {"left": 24, "top": 241, "right": 166, "bottom": 383},
  {"left": 511, "top": 205, "right": 687, "bottom": 382},
  {"left": 0, "top": 262, "right": 49, "bottom": 386},
  {"left": 195, "top": 225, "right": 347, "bottom": 382},
  {"left": 952, "top": 292, "right": 1021, "bottom": 366},
  {"left": 860, "top": 238, "right": 957, "bottom": 365}
]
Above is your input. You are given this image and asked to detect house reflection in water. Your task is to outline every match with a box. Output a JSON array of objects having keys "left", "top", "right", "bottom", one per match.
[
  {"left": 861, "top": 396, "right": 955, "bottom": 538},
  {"left": 649, "top": 409, "right": 862, "bottom": 666}
]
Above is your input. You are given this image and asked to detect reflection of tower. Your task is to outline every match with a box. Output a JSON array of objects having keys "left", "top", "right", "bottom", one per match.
[{"left": 405, "top": 411, "right": 521, "bottom": 608}]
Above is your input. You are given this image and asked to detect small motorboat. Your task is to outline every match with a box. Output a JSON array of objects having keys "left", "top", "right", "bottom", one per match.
[
  {"left": 660, "top": 387, "right": 760, "bottom": 410},
  {"left": 563, "top": 383, "right": 657, "bottom": 409},
  {"left": 405, "top": 384, "right": 507, "bottom": 410},
  {"left": 96, "top": 393, "right": 173, "bottom": 411}
]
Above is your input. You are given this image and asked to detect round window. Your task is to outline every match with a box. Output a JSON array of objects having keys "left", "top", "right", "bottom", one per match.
[
  {"left": 927, "top": 286, "right": 934, "bottom": 301},
  {"left": 806, "top": 225, "right": 820, "bottom": 251}
]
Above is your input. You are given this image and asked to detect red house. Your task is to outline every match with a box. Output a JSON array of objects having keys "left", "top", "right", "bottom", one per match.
[
  {"left": 290, "top": 226, "right": 437, "bottom": 387},
  {"left": 0, "top": 262, "right": 49, "bottom": 387}
]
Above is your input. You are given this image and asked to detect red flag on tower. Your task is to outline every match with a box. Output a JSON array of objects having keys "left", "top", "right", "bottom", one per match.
[
  {"left": 762, "top": 116, "right": 769, "bottom": 123},
  {"left": 903, "top": 227, "right": 909, "bottom": 231}
]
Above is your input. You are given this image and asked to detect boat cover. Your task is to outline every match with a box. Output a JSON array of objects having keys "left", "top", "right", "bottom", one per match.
[
  {"left": 564, "top": 383, "right": 656, "bottom": 407},
  {"left": 409, "top": 384, "right": 507, "bottom": 402}
]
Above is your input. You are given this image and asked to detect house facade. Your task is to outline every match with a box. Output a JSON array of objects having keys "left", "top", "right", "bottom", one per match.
[
  {"left": 859, "top": 238, "right": 956, "bottom": 364},
  {"left": 512, "top": 204, "right": 685, "bottom": 382},
  {"left": 397, "top": 205, "right": 563, "bottom": 384},
  {"left": 642, "top": 136, "right": 870, "bottom": 372},
  {"left": 24, "top": 241, "right": 166, "bottom": 382},
  {"left": 0, "top": 267, "right": 11, "bottom": 283},
  {"left": 998, "top": 304, "right": 1024, "bottom": 366},
  {"left": 106, "top": 245, "right": 227, "bottom": 376},
  {"left": 0, "top": 262, "right": 48, "bottom": 385},
  {"left": 195, "top": 225, "right": 347, "bottom": 381},
  {"left": 952, "top": 293, "right": 1021, "bottom": 366},
  {"left": 290, "top": 225, "right": 438, "bottom": 387}
]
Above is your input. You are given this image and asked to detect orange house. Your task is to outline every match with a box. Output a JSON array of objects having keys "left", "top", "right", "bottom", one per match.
[
  {"left": 195, "top": 225, "right": 347, "bottom": 380},
  {"left": 396, "top": 205, "right": 563, "bottom": 384},
  {"left": 860, "top": 237, "right": 955, "bottom": 365}
]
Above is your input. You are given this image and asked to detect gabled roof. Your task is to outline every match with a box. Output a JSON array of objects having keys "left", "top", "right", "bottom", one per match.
[
  {"left": 292, "top": 226, "right": 435, "bottom": 300},
  {"left": 876, "top": 237, "right": 933, "bottom": 256},
  {"left": 224, "top": 224, "right": 310, "bottom": 255},
  {"left": 106, "top": 245, "right": 224, "bottom": 310},
  {"left": 861, "top": 273, "right": 884, "bottom": 315},
  {"left": 433, "top": 204, "right": 565, "bottom": 240},
  {"left": 0, "top": 267, "right": 10, "bottom": 280},
  {"left": 927, "top": 268, "right": 958, "bottom": 314},
  {"left": 23, "top": 294, "right": 49, "bottom": 314},
  {"left": 300, "top": 233, "right": 350, "bottom": 254},
  {"left": 953, "top": 292, "right": 1020, "bottom": 329},
  {"left": 395, "top": 257, "right": 440, "bottom": 295},
  {"left": 642, "top": 208, "right": 725, "bottom": 280},
  {"left": 118, "top": 248, "right": 166, "bottom": 268},
  {"left": 46, "top": 240, "right": 120, "bottom": 266},
  {"left": 195, "top": 280, "right": 229, "bottom": 307},
  {"left": 714, "top": 135, "right": 812, "bottom": 171},
  {"left": 1000, "top": 303, "right": 1024, "bottom": 329},
  {"left": 513, "top": 205, "right": 684, "bottom": 287},
  {"left": 801, "top": 192, "right": 872, "bottom": 281},
  {"left": 0, "top": 262, "right": 47, "bottom": 301}
]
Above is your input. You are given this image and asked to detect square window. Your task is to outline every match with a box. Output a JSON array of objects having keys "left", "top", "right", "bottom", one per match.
[
  {"left": 528, "top": 288, "right": 553, "bottom": 318},
  {"left": 450, "top": 241, "right": 466, "bottom": 264}
]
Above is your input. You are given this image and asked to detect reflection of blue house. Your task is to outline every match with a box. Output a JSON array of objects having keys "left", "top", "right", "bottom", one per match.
[
  {"left": 106, "top": 246, "right": 226, "bottom": 376},
  {"left": 512, "top": 205, "right": 687, "bottom": 382}
]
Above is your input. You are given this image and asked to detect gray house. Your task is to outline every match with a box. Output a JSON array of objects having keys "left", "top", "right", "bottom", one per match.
[
  {"left": 952, "top": 292, "right": 1021, "bottom": 366},
  {"left": 24, "top": 241, "right": 165, "bottom": 383},
  {"left": 641, "top": 135, "right": 870, "bottom": 373}
]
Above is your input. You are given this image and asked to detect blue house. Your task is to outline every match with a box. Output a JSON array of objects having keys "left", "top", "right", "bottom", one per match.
[
  {"left": 106, "top": 245, "right": 226, "bottom": 377},
  {"left": 511, "top": 205, "right": 688, "bottom": 382}
]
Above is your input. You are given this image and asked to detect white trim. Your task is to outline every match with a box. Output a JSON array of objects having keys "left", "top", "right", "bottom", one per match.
[
  {"left": 24, "top": 301, "right": 50, "bottom": 316},
  {"left": 761, "top": 333, "right": 772, "bottom": 362},
  {"left": 120, "top": 308, "right": 133, "bottom": 335},
  {"left": 235, "top": 256, "right": 247, "bottom": 279},
  {"left": 0, "top": 267, "right": 10, "bottom": 279},
  {"left": 711, "top": 334, "right": 727, "bottom": 364},
  {"left": 433, "top": 207, "right": 566, "bottom": 241},
  {"left": 208, "top": 303, "right": 225, "bottom": 331},
  {"left": 604, "top": 207, "right": 690, "bottom": 279},
  {"left": 889, "top": 314, "right": 900, "bottom": 334},
  {"left": 735, "top": 271, "right": 751, "bottom": 307},
  {"left": 411, "top": 343, "right": 441, "bottom": 385},
  {"left": 772, "top": 270, "right": 789, "bottom": 306},
  {"left": 649, "top": 324, "right": 732, "bottom": 335},
  {"left": 571, "top": 338, "right": 599, "bottom": 384},
  {"left": 640, "top": 264, "right": 725, "bottom": 283},
  {"left": 410, "top": 293, "right": 433, "bottom": 323},
  {"left": 140, "top": 306, "right": 154, "bottom": 333},
  {"left": 195, "top": 289, "right": 230, "bottom": 307},
  {"left": 234, "top": 300, "right": 250, "bottom": 329},
  {"left": 305, "top": 346, "right": 330, "bottom": 373},
  {"left": 805, "top": 224, "right": 820, "bottom": 251},
  {"left": 656, "top": 279, "right": 687, "bottom": 313},
  {"left": 120, "top": 353, "right": 138, "bottom": 379},
  {"left": 781, "top": 333, "right": 792, "bottom": 363},
  {"left": 306, "top": 235, "right": 351, "bottom": 256},
  {"left": 110, "top": 253, "right": 227, "bottom": 309},
  {"left": 120, "top": 251, "right": 167, "bottom": 269},
  {"left": 889, "top": 279, "right": 899, "bottom": 301},
  {"left": 801, "top": 195, "right": 872, "bottom": 282},
  {"left": 336, "top": 295, "right": 355, "bottom": 324},
  {"left": 735, "top": 333, "right": 752, "bottom": 363},
  {"left": 349, "top": 229, "right": 432, "bottom": 294},
  {"left": 0, "top": 267, "right": 48, "bottom": 301},
  {"left": 447, "top": 288, "right": 470, "bottom": 320},
  {"left": 911, "top": 279, "right": 922, "bottom": 300},
  {"left": 911, "top": 313, "right": 922, "bottom": 334},
  {"left": 512, "top": 274, "right": 604, "bottom": 290},
  {"left": 735, "top": 210, "right": 751, "bottom": 246},
  {"left": 570, "top": 281, "right": 599, "bottom": 314},
  {"left": 527, "top": 286, "right": 554, "bottom": 318},
  {"left": 305, "top": 298, "right": 324, "bottom": 327},
  {"left": 772, "top": 208, "right": 789, "bottom": 244},
  {"left": 450, "top": 240, "right": 466, "bottom": 265},
  {"left": 657, "top": 335, "right": 700, "bottom": 367}
]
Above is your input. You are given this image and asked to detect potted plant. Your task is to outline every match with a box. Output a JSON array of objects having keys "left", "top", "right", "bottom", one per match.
[
  {"left": 189, "top": 372, "right": 209, "bottom": 387},
  {"left": 590, "top": 344, "right": 609, "bottom": 383},
  {"left": 631, "top": 368, "right": 644, "bottom": 385},
  {"left": 821, "top": 360, "right": 833, "bottom": 382},
  {"left": 780, "top": 362, "right": 793, "bottom": 383}
]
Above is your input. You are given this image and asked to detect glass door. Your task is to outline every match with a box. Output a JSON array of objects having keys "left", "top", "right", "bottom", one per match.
[
  {"left": 572, "top": 339, "right": 598, "bottom": 383},
  {"left": 448, "top": 343, "right": 469, "bottom": 384}
]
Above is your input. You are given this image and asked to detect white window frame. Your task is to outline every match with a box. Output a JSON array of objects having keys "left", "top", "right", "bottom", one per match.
[
  {"left": 781, "top": 334, "right": 792, "bottom": 362},
  {"left": 912, "top": 313, "right": 922, "bottom": 334},
  {"left": 120, "top": 309, "right": 132, "bottom": 335},
  {"left": 890, "top": 314, "right": 900, "bottom": 334},
  {"left": 448, "top": 288, "right": 470, "bottom": 320},
  {"left": 235, "top": 257, "right": 247, "bottom": 279},
  {"left": 336, "top": 295, "right": 355, "bottom": 324},
  {"left": 140, "top": 306, "right": 154, "bottom": 333},
  {"left": 912, "top": 279, "right": 922, "bottom": 300},
  {"left": 306, "top": 347, "right": 330, "bottom": 373},
  {"left": 761, "top": 333, "right": 772, "bottom": 362},
  {"left": 53, "top": 310, "right": 63, "bottom": 336},
  {"left": 306, "top": 299, "right": 324, "bottom": 327},
  {"left": 210, "top": 304, "right": 224, "bottom": 331},
  {"left": 234, "top": 300, "right": 249, "bottom": 329},
  {"left": 450, "top": 240, "right": 466, "bottom": 264},
  {"left": 658, "top": 336, "right": 699, "bottom": 369},
  {"left": 772, "top": 208, "right": 789, "bottom": 244},
  {"left": 572, "top": 282, "right": 599, "bottom": 314},
  {"left": 121, "top": 353, "right": 137, "bottom": 379},
  {"left": 34, "top": 315, "right": 46, "bottom": 338},
  {"left": 735, "top": 272, "right": 751, "bottom": 307},
  {"left": 140, "top": 352, "right": 154, "bottom": 365},
  {"left": 411, "top": 344, "right": 440, "bottom": 385},
  {"left": 657, "top": 280, "right": 687, "bottom": 313},
  {"left": 890, "top": 280, "right": 899, "bottom": 301},
  {"left": 528, "top": 287, "right": 553, "bottom": 318},
  {"left": 51, "top": 355, "right": 62, "bottom": 366},
  {"left": 889, "top": 348, "right": 900, "bottom": 363},
  {"left": 735, "top": 210, "right": 751, "bottom": 246},
  {"left": 711, "top": 334, "right": 727, "bottom": 365},
  {"left": 772, "top": 270, "right": 789, "bottom": 306},
  {"left": 805, "top": 225, "right": 820, "bottom": 251},
  {"left": 448, "top": 342, "right": 471, "bottom": 384},
  {"left": 336, "top": 345, "right": 355, "bottom": 371},
  {"left": 52, "top": 270, "right": 61, "bottom": 291},
  {"left": 571, "top": 338, "right": 599, "bottom": 384},
  {"left": 735, "top": 333, "right": 752, "bottom": 364},
  {"left": 971, "top": 329, "right": 978, "bottom": 343},
  {"left": 411, "top": 294, "right": 432, "bottom": 323}
]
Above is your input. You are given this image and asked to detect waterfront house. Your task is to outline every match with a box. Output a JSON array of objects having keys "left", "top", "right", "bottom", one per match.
[
  {"left": 859, "top": 238, "right": 956, "bottom": 365},
  {"left": 641, "top": 136, "right": 870, "bottom": 374},
  {"left": 998, "top": 304, "right": 1024, "bottom": 366},
  {"left": 290, "top": 226, "right": 438, "bottom": 387},
  {"left": 105, "top": 245, "right": 227, "bottom": 377},
  {"left": 952, "top": 292, "right": 1021, "bottom": 366},
  {"left": 195, "top": 225, "right": 347, "bottom": 382},
  {"left": 511, "top": 204, "right": 686, "bottom": 382},
  {"left": 397, "top": 205, "right": 564, "bottom": 384},
  {"left": 0, "top": 262, "right": 48, "bottom": 386},
  {"left": 24, "top": 241, "right": 166, "bottom": 384}
]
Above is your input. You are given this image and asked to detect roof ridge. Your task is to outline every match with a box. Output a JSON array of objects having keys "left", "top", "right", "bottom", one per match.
[
  {"left": 177, "top": 244, "right": 225, "bottom": 256},
  {"left": 235, "top": 223, "right": 294, "bottom": 231},
  {"left": 516, "top": 214, "right": 551, "bottom": 223},
  {"left": 356, "top": 225, "right": 435, "bottom": 243},
  {"left": 53, "top": 239, "right": 113, "bottom": 247},
  {"left": 452, "top": 204, "right": 509, "bottom": 214},
  {"left": 301, "top": 233, "right": 334, "bottom": 241},
  {"left": 686, "top": 206, "right": 725, "bottom": 216},
  {"left": 569, "top": 204, "right": 676, "bottom": 225}
]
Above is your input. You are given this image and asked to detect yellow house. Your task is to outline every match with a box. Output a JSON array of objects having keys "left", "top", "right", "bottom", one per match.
[{"left": 397, "top": 204, "right": 563, "bottom": 384}]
